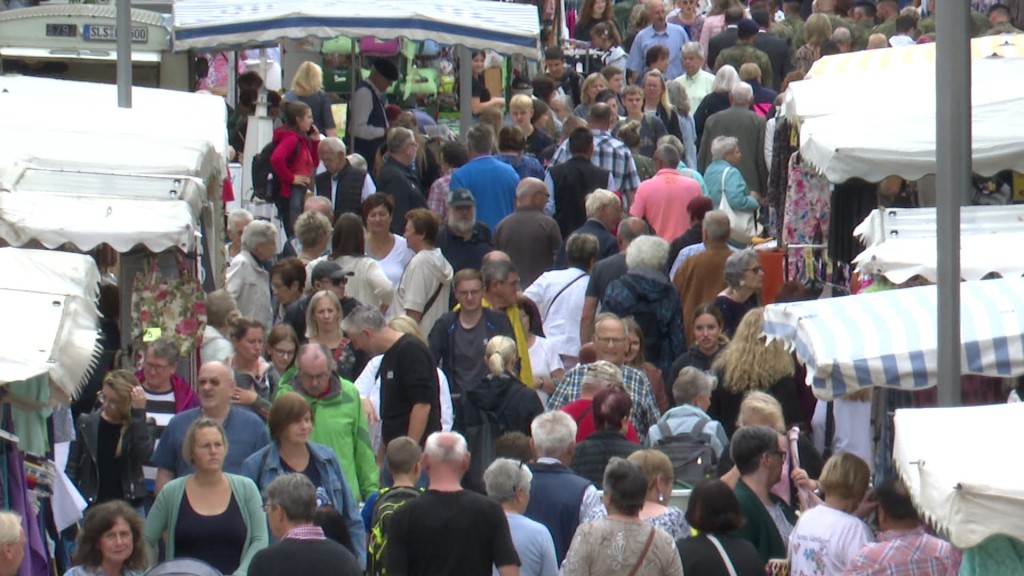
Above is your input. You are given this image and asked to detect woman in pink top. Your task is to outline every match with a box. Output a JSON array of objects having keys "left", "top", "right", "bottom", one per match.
[{"left": 270, "top": 101, "right": 320, "bottom": 240}]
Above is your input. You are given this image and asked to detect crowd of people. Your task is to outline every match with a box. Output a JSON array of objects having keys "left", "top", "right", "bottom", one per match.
[{"left": 29, "top": 0, "right": 1011, "bottom": 575}]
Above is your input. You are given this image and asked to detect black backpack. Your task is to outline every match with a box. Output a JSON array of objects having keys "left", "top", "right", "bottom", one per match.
[
  {"left": 250, "top": 138, "right": 299, "bottom": 202},
  {"left": 653, "top": 418, "right": 717, "bottom": 488},
  {"left": 367, "top": 486, "right": 423, "bottom": 576}
]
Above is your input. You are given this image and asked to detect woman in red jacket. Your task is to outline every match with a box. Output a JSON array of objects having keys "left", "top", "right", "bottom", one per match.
[{"left": 271, "top": 101, "right": 320, "bottom": 239}]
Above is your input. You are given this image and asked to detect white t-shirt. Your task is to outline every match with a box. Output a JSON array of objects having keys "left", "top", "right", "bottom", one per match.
[
  {"left": 368, "top": 234, "right": 414, "bottom": 290},
  {"left": 788, "top": 505, "right": 873, "bottom": 576},
  {"left": 528, "top": 336, "right": 564, "bottom": 405},
  {"left": 523, "top": 268, "right": 588, "bottom": 358}
]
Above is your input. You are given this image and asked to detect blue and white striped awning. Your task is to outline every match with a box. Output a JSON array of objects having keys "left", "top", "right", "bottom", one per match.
[
  {"left": 172, "top": 0, "right": 542, "bottom": 58},
  {"left": 763, "top": 278, "right": 1024, "bottom": 400}
]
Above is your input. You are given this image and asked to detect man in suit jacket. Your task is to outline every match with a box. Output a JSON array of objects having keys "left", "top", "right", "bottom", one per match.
[
  {"left": 315, "top": 137, "right": 376, "bottom": 221},
  {"left": 697, "top": 82, "right": 768, "bottom": 197},
  {"left": 707, "top": 6, "right": 744, "bottom": 71},
  {"left": 752, "top": 10, "right": 790, "bottom": 90}
]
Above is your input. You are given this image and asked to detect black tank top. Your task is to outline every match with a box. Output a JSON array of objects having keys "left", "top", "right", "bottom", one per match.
[{"left": 174, "top": 489, "right": 246, "bottom": 574}]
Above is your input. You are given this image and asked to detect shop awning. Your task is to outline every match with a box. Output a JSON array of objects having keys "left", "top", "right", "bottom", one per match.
[
  {"left": 0, "top": 165, "right": 205, "bottom": 253},
  {"left": 852, "top": 206, "right": 1024, "bottom": 283},
  {"left": 171, "top": 0, "right": 542, "bottom": 58},
  {"left": 763, "top": 277, "right": 1024, "bottom": 400},
  {"left": 0, "top": 248, "right": 101, "bottom": 402},
  {"left": 895, "top": 403, "right": 1024, "bottom": 547}
]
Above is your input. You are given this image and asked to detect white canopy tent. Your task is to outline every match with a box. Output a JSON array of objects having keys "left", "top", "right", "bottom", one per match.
[
  {"left": 781, "top": 37, "right": 1024, "bottom": 182},
  {"left": 852, "top": 205, "right": 1024, "bottom": 283},
  {"left": 0, "top": 248, "right": 101, "bottom": 403},
  {"left": 762, "top": 277, "right": 1024, "bottom": 400},
  {"left": 894, "top": 403, "right": 1024, "bottom": 547},
  {"left": 171, "top": 0, "right": 543, "bottom": 58}
]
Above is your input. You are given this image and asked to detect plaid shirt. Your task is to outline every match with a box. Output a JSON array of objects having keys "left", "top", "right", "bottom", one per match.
[
  {"left": 282, "top": 525, "right": 327, "bottom": 541},
  {"left": 549, "top": 130, "right": 641, "bottom": 199},
  {"left": 845, "top": 527, "right": 961, "bottom": 576},
  {"left": 547, "top": 362, "right": 661, "bottom": 441},
  {"left": 427, "top": 169, "right": 454, "bottom": 221}
]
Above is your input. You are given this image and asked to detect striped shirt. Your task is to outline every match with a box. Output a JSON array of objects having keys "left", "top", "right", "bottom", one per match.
[
  {"left": 142, "top": 387, "right": 176, "bottom": 485},
  {"left": 549, "top": 130, "right": 641, "bottom": 199}
]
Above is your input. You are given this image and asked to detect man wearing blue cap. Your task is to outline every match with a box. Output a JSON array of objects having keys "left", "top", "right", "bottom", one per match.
[{"left": 714, "top": 19, "right": 775, "bottom": 89}]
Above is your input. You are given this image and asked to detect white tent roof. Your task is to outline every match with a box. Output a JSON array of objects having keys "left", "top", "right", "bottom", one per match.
[
  {"left": 851, "top": 206, "right": 1024, "bottom": 283},
  {"left": 0, "top": 75, "right": 227, "bottom": 156},
  {"left": 171, "top": 0, "right": 542, "bottom": 58},
  {"left": 0, "top": 248, "right": 101, "bottom": 402},
  {"left": 895, "top": 403, "right": 1024, "bottom": 547},
  {"left": 782, "top": 40, "right": 1024, "bottom": 182},
  {"left": 763, "top": 277, "right": 1024, "bottom": 400}
]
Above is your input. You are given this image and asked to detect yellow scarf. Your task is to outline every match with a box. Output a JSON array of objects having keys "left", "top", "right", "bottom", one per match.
[{"left": 481, "top": 298, "right": 534, "bottom": 388}]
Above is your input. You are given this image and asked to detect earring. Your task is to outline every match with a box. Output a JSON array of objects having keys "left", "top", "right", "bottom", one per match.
[
  {"left": 658, "top": 492, "right": 666, "bottom": 503},
  {"left": 739, "top": 279, "right": 746, "bottom": 287}
]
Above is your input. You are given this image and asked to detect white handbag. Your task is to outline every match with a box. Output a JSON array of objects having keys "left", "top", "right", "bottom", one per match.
[{"left": 718, "top": 166, "right": 762, "bottom": 245}]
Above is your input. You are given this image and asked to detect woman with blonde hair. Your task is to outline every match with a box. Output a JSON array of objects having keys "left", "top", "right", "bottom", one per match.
[
  {"left": 787, "top": 453, "right": 873, "bottom": 574},
  {"left": 457, "top": 335, "right": 545, "bottom": 491},
  {"left": 305, "top": 290, "right": 360, "bottom": 381},
  {"left": 353, "top": 315, "right": 454, "bottom": 452},
  {"left": 67, "top": 371, "right": 153, "bottom": 508},
  {"left": 573, "top": 73, "right": 609, "bottom": 119},
  {"left": 642, "top": 70, "right": 683, "bottom": 142},
  {"left": 710, "top": 308, "right": 802, "bottom": 438},
  {"left": 285, "top": 60, "right": 336, "bottom": 136},
  {"left": 794, "top": 14, "right": 833, "bottom": 74}
]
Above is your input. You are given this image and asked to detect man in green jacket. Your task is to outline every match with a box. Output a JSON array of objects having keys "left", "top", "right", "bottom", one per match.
[
  {"left": 731, "top": 425, "right": 797, "bottom": 564},
  {"left": 277, "top": 343, "right": 379, "bottom": 501}
]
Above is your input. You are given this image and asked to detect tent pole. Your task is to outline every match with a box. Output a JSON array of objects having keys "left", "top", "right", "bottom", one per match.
[
  {"left": 935, "top": 0, "right": 970, "bottom": 408},
  {"left": 116, "top": 0, "right": 132, "bottom": 108},
  {"left": 459, "top": 45, "right": 472, "bottom": 141}
]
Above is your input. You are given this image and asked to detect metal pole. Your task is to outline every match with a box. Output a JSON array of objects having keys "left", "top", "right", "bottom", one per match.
[
  {"left": 116, "top": 0, "right": 132, "bottom": 108},
  {"left": 935, "top": 0, "right": 971, "bottom": 407},
  {"left": 458, "top": 45, "right": 472, "bottom": 140}
]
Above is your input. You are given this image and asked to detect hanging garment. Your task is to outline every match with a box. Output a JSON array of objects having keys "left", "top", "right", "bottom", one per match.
[
  {"left": 828, "top": 178, "right": 877, "bottom": 266},
  {"left": 766, "top": 118, "right": 796, "bottom": 237},
  {"left": 782, "top": 153, "right": 831, "bottom": 281}
]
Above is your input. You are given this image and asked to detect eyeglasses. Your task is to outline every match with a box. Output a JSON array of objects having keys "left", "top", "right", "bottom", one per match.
[
  {"left": 272, "top": 347, "right": 296, "bottom": 357},
  {"left": 767, "top": 449, "right": 788, "bottom": 459},
  {"left": 746, "top": 266, "right": 763, "bottom": 274},
  {"left": 144, "top": 361, "right": 173, "bottom": 372}
]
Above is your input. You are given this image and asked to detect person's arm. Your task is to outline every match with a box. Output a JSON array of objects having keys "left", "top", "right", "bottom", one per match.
[
  {"left": 405, "top": 309, "right": 424, "bottom": 322},
  {"left": 497, "top": 566, "right": 520, "bottom": 576},
  {"left": 407, "top": 403, "right": 431, "bottom": 443},
  {"left": 580, "top": 296, "right": 599, "bottom": 344},
  {"left": 543, "top": 172, "right": 556, "bottom": 215},
  {"left": 626, "top": 37, "right": 645, "bottom": 84},
  {"left": 155, "top": 468, "right": 174, "bottom": 495},
  {"left": 329, "top": 452, "right": 368, "bottom": 568},
  {"left": 319, "top": 91, "right": 337, "bottom": 137},
  {"left": 726, "top": 169, "right": 760, "bottom": 210},
  {"left": 143, "top": 485, "right": 173, "bottom": 567},
  {"left": 349, "top": 88, "right": 385, "bottom": 140},
  {"left": 270, "top": 133, "right": 301, "bottom": 186},
  {"left": 126, "top": 407, "right": 155, "bottom": 462},
  {"left": 697, "top": 128, "right": 711, "bottom": 172},
  {"left": 350, "top": 383, "right": 380, "bottom": 500},
  {"left": 234, "top": 479, "right": 269, "bottom": 576}
]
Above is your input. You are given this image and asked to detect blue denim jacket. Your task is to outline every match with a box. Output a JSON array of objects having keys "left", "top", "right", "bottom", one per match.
[{"left": 241, "top": 441, "right": 366, "bottom": 569}]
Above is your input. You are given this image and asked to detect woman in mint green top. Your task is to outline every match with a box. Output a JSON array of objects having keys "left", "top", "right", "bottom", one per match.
[
  {"left": 64, "top": 500, "right": 147, "bottom": 576},
  {"left": 143, "top": 418, "right": 267, "bottom": 576}
]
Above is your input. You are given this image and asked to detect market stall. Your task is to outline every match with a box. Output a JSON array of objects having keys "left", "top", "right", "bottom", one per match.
[
  {"left": 762, "top": 276, "right": 1024, "bottom": 401},
  {"left": 895, "top": 403, "right": 1024, "bottom": 569}
]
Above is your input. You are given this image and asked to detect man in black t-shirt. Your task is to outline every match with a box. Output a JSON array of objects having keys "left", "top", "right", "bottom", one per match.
[
  {"left": 385, "top": 432, "right": 519, "bottom": 576},
  {"left": 342, "top": 306, "right": 441, "bottom": 447}
]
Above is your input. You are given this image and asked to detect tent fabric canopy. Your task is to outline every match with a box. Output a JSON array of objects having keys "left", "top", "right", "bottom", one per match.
[
  {"left": 171, "top": 0, "right": 542, "bottom": 58},
  {"left": 782, "top": 39, "right": 1024, "bottom": 183},
  {"left": 762, "top": 278, "right": 1024, "bottom": 400},
  {"left": 0, "top": 248, "right": 101, "bottom": 403},
  {"left": 852, "top": 206, "right": 1024, "bottom": 283},
  {"left": 895, "top": 403, "right": 1024, "bottom": 548}
]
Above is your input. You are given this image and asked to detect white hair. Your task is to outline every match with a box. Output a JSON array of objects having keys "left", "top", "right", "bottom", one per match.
[
  {"left": 240, "top": 220, "right": 277, "bottom": 251},
  {"left": 585, "top": 188, "right": 620, "bottom": 218},
  {"left": 484, "top": 458, "right": 533, "bottom": 503},
  {"left": 713, "top": 65, "right": 740, "bottom": 93},
  {"left": 424, "top": 431, "right": 469, "bottom": 466},
  {"left": 730, "top": 82, "right": 754, "bottom": 106},
  {"left": 0, "top": 511, "right": 21, "bottom": 546},
  {"left": 318, "top": 136, "right": 346, "bottom": 157},
  {"left": 227, "top": 208, "right": 254, "bottom": 228},
  {"left": 625, "top": 235, "right": 670, "bottom": 271},
  {"left": 682, "top": 41, "right": 704, "bottom": 58},
  {"left": 710, "top": 136, "right": 740, "bottom": 161},
  {"left": 530, "top": 412, "right": 577, "bottom": 457}
]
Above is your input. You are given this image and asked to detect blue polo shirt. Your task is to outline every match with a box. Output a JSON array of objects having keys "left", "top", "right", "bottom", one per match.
[
  {"left": 626, "top": 23, "right": 691, "bottom": 80},
  {"left": 152, "top": 406, "right": 270, "bottom": 478},
  {"left": 449, "top": 156, "right": 520, "bottom": 230}
]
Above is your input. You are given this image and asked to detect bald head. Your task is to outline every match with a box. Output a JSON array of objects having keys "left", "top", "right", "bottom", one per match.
[
  {"left": 617, "top": 217, "right": 649, "bottom": 250},
  {"left": 866, "top": 33, "right": 889, "bottom": 49},
  {"left": 516, "top": 177, "right": 549, "bottom": 209},
  {"left": 423, "top": 431, "right": 471, "bottom": 480},
  {"left": 832, "top": 27, "right": 852, "bottom": 50},
  {"left": 482, "top": 250, "right": 512, "bottom": 264},
  {"left": 296, "top": 343, "right": 334, "bottom": 396},
  {"left": 197, "top": 361, "right": 235, "bottom": 415}
]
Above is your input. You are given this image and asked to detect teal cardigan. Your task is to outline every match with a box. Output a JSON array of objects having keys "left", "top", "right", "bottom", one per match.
[
  {"left": 143, "top": 473, "right": 268, "bottom": 576},
  {"left": 734, "top": 478, "right": 797, "bottom": 565}
]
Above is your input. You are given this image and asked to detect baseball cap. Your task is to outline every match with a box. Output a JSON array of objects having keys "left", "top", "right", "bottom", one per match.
[
  {"left": 448, "top": 188, "right": 476, "bottom": 208},
  {"left": 311, "top": 261, "right": 353, "bottom": 284},
  {"left": 737, "top": 18, "right": 760, "bottom": 37}
]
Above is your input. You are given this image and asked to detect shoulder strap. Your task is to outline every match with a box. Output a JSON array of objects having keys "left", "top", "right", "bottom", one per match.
[
  {"left": 422, "top": 282, "right": 446, "bottom": 315},
  {"left": 656, "top": 420, "right": 673, "bottom": 439},
  {"left": 543, "top": 272, "right": 588, "bottom": 323},
  {"left": 691, "top": 416, "right": 710, "bottom": 438},
  {"left": 823, "top": 401, "right": 835, "bottom": 460},
  {"left": 574, "top": 404, "right": 594, "bottom": 425},
  {"left": 706, "top": 535, "right": 739, "bottom": 576},
  {"left": 626, "top": 526, "right": 657, "bottom": 576}
]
